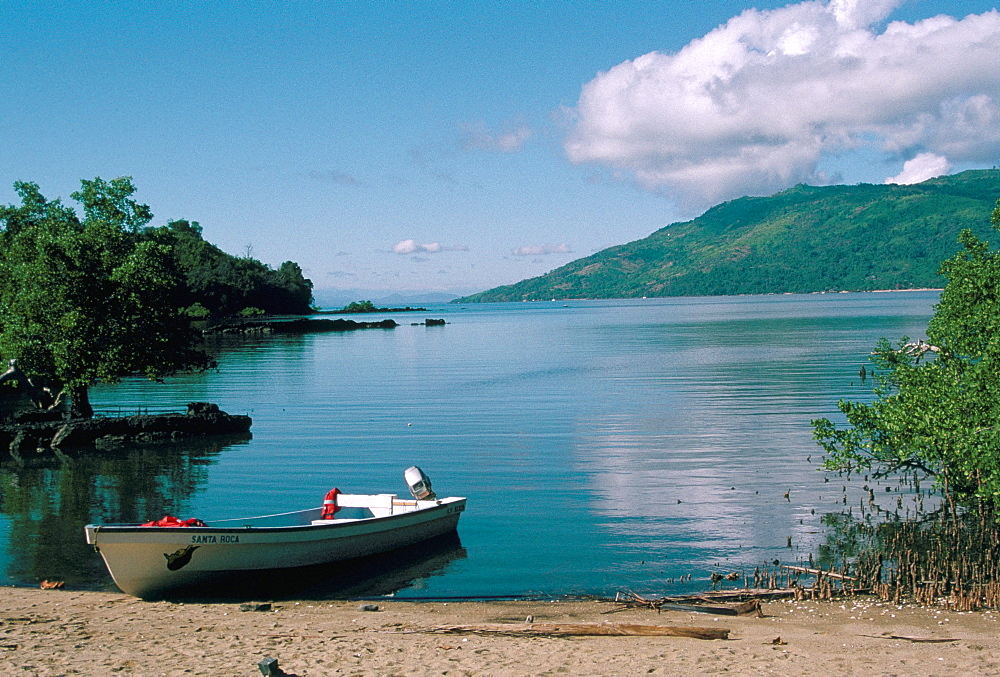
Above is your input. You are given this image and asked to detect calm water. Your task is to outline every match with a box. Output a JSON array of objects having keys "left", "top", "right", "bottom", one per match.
[{"left": 0, "top": 292, "right": 938, "bottom": 598}]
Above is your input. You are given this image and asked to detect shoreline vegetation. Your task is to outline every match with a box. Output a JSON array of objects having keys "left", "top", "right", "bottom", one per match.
[{"left": 2, "top": 587, "right": 998, "bottom": 675}]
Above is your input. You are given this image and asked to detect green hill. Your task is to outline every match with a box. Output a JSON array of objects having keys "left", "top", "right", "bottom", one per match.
[
  {"left": 457, "top": 169, "right": 1000, "bottom": 302},
  {"left": 150, "top": 219, "right": 314, "bottom": 317}
]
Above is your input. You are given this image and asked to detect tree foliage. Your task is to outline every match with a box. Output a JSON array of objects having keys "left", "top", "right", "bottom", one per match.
[
  {"left": 0, "top": 179, "right": 213, "bottom": 416},
  {"left": 813, "top": 200, "right": 1000, "bottom": 504},
  {"left": 0, "top": 177, "right": 316, "bottom": 417},
  {"left": 340, "top": 300, "right": 377, "bottom": 313},
  {"left": 149, "top": 220, "right": 313, "bottom": 316}
]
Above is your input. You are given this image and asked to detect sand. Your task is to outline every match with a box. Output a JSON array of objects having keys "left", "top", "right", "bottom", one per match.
[{"left": 2, "top": 587, "right": 999, "bottom": 676}]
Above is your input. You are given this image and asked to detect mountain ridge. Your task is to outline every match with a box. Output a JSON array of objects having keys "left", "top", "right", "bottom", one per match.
[{"left": 456, "top": 169, "right": 1000, "bottom": 302}]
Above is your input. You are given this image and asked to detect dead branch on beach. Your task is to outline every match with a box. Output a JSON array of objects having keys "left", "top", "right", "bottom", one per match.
[
  {"left": 782, "top": 565, "right": 857, "bottom": 582},
  {"left": 860, "top": 634, "right": 959, "bottom": 643},
  {"left": 402, "top": 623, "right": 730, "bottom": 640},
  {"left": 658, "top": 599, "right": 762, "bottom": 617},
  {"left": 614, "top": 589, "right": 796, "bottom": 604},
  {"left": 603, "top": 590, "right": 780, "bottom": 615}
]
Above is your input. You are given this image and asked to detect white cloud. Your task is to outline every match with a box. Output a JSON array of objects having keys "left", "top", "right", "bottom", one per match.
[
  {"left": 885, "top": 152, "right": 952, "bottom": 185},
  {"left": 512, "top": 243, "right": 572, "bottom": 256},
  {"left": 829, "top": 0, "right": 900, "bottom": 30},
  {"left": 462, "top": 121, "right": 533, "bottom": 153},
  {"left": 393, "top": 239, "right": 440, "bottom": 254},
  {"left": 391, "top": 240, "right": 468, "bottom": 255},
  {"left": 565, "top": 1, "right": 1000, "bottom": 209}
]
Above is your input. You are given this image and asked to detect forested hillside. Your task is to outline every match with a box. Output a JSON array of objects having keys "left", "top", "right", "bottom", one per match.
[
  {"left": 149, "top": 219, "right": 313, "bottom": 317},
  {"left": 458, "top": 169, "right": 1000, "bottom": 302}
]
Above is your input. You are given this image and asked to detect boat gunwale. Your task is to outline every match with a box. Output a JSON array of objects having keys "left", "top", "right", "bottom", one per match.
[{"left": 85, "top": 497, "right": 466, "bottom": 536}]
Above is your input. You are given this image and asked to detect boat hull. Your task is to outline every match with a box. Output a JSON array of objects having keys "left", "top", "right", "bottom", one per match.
[{"left": 85, "top": 497, "right": 465, "bottom": 598}]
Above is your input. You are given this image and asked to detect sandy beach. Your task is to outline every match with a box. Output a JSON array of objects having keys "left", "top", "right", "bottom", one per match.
[{"left": 2, "top": 587, "right": 998, "bottom": 676}]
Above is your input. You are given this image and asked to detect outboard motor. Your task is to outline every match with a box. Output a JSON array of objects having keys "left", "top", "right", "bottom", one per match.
[{"left": 404, "top": 466, "right": 436, "bottom": 500}]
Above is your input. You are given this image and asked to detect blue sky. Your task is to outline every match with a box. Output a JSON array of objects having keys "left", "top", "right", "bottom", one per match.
[{"left": 3, "top": 0, "right": 998, "bottom": 300}]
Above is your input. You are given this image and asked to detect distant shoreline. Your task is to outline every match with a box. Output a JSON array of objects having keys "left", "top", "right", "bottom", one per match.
[
  {"left": 454, "top": 288, "right": 944, "bottom": 304},
  {"left": 866, "top": 287, "right": 943, "bottom": 293},
  {"left": 314, "top": 304, "right": 428, "bottom": 315}
]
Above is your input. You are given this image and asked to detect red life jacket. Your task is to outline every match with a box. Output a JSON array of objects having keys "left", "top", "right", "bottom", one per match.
[
  {"left": 321, "top": 488, "right": 342, "bottom": 519},
  {"left": 141, "top": 515, "right": 207, "bottom": 527}
]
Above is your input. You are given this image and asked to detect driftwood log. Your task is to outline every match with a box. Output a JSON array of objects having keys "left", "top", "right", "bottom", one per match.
[
  {"left": 407, "top": 623, "right": 729, "bottom": 640},
  {"left": 657, "top": 599, "right": 762, "bottom": 617},
  {"left": 606, "top": 590, "right": 780, "bottom": 615}
]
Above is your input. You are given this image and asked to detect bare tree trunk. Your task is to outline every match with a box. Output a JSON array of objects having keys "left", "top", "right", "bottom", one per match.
[
  {"left": 0, "top": 360, "right": 55, "bottom": 409},
  {"left": 69, "top": 384, "right": 93, "bottom": 419}
]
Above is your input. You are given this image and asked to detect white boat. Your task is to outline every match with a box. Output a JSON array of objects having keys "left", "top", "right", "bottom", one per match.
[{"left": 84, "top": 467, "right": 466, "bottom": 599}]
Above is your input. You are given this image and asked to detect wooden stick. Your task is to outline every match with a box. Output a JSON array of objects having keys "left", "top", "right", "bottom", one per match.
[
  {"left": 658, "top": 599, "right": 762, "bottom": 617},
  {"left": 606, "top": 589, "right": 797, "bottom": 610},
  {"left": 782, "top": 565, "right": 858, "bottom": 582},
  {"left": 409, "top": 623, "right": 730, "bottom": 640},
  {"left": 859, "top": 634, "right": 959, "bottom": 643}
]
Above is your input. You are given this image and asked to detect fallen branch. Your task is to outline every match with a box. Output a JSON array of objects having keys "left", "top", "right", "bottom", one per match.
[
  {"left": 613, "top": 589, "right": 796, "bottom": 604},
  {"left": 606, "top": 590, "right": 784, "bottom": 614},
  {"left": 860, "top": 634, "right": 959, "bottom": 643},
  {"left": 608, "top": 591, "right": 659, "bottom": 611},
  {"left": 407, "top": 623, "right": 729, "bottom": 640},
  {"left": 782, "top": 565, "right": 857, "bottom": 582},
  {"left": 658, "top": 599, "right": 762, "bottom": 617},
  {"left": 690, "top": 589, "right": 799, "bottom": 601}
]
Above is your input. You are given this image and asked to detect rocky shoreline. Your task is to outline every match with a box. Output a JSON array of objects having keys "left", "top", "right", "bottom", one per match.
[
  {"left": 1, "top": 402, "right": 252, "bottom": 459},
  {"left": 203, "top": 317, "right": 398, "bottom": 335}
]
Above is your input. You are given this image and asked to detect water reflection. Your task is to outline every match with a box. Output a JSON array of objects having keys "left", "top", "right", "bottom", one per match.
[
  {"left": 571, "top": 305, "right": 936, "bottom": 578},
  {"left": 0, "top": 434, "right": 249, "bottom": 588},
  {"left": 0, "top": 293, "right": 942, "bottom": 597}
]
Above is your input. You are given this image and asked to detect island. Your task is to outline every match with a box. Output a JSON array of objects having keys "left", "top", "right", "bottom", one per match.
[{"left": 316, "top": 300, "right": 428, "bottom": 314}]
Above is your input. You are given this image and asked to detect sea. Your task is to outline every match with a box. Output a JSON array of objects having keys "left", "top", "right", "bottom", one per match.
[{"left": 0, "top": 291, "right": 939, "bottom": 599}]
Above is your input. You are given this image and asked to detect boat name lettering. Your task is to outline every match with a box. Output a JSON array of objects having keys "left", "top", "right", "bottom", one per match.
[
  {"left": 190, "top": 534, "right": 240, "bottom": 544},
  {"left": 447, "top": 504, "right": 465, "bottom": 515}
]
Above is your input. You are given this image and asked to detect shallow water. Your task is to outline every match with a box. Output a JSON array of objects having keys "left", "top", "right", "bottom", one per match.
[{"left": 0, "top": 292, "right": 938, "bottom": 597}]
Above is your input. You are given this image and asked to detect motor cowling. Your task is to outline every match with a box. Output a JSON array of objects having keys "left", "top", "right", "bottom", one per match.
[{"left": 404, "top": 466, "right": 436, "bottom": 500}]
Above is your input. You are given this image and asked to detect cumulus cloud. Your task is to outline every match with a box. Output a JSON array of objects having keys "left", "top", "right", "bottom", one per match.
[
  {"left": 885, "top": 152, "right": 952, "bottom": 184},
  {"left": 391, "top": 239, "right": 468, "bottom": 255},
  {"left": 393, "top": 239, "right": 441, "bottom": 254},
  {"left": 512, "top": 243, "right": 572, "bottom": 256},
  {"left": 565, "top": 0, "right": 1000, "bottom": 208},
  {"left": 462, "top": 121, "right": 533, "bottom": 153}
]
